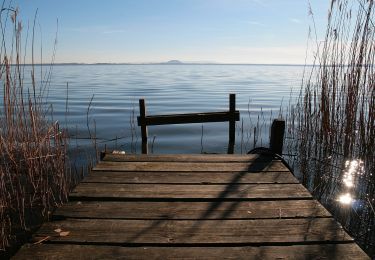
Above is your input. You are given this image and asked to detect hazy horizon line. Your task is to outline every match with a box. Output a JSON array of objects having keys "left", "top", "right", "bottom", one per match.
[{"left": 18, "top": 61, "right": 313, "bottom": 66}]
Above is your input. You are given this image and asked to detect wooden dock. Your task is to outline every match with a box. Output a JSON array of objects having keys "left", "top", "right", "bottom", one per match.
[{"left": 14, "top": 153, "right": 369, "bottom": 259}]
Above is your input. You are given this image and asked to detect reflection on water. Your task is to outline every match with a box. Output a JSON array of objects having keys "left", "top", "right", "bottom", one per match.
[
  {"left": 7, "top": 64, "right": 302, "bottom": 154},
  {"left": 339, "top": 193, "right": 353, "bottom": 205},
  {"left": 343, "top": 159, "right": 364, "bottom": 187},
  {"left": 338, "top": 159, "right": 364, "bottom": 205}
]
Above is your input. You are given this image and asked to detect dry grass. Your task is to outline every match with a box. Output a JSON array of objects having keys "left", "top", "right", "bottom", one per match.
[
  {"left": 286, "top": 0, "right": 375, "bottom": 255},
  {"left": 0, "top": 5, "right": 72, "bottom": 254}
]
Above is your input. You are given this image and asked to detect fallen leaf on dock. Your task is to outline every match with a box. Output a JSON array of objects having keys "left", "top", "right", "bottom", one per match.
[
  {"left": 59, "top": 231, "right": 70, "bottom": 237},
  {"left": 33, "top": 236, "right": 50, "bottom": 245},
  {"left": 54, "top": 228, "right": 62, "bottom": 233}
]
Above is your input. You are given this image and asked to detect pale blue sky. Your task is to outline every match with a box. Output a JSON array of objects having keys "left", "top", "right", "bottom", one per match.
[{"left": 11, "top": 0, "right": 330, "bottom": 64}]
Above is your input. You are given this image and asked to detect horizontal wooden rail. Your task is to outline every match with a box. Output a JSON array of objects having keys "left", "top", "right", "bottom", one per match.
[
  {"left": 137, "top": 94, "right": 239, "bottom": 154},
  {"left": 137, "top": 111, "right": 240, "bottom": 126}
]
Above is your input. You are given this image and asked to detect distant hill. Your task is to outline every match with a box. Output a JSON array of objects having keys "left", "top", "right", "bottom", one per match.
[{"left": 165, "top": 60, "right": 183, "bottom": 64}]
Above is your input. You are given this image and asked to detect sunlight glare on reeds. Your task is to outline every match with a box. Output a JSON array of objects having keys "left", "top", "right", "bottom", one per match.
[
  {"left": 338, "top": 159, "right": 364, "bottom": 206},
  {"left": 338, "top": 193, "right": 353, "bottom": 205},
  {"left": 286, "top": 0, "right": 375, "bottom": 256},
  {"left": 342, "top": 159, "right": 363, "bottom": 189}
]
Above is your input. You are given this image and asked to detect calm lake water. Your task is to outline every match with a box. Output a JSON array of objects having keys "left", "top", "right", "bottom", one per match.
[
  {"left": 4, "top": 64, "right": 372, "bottom": 255},
  {"left": 44, "top": 64, "right": 304, "bottom": 154}
]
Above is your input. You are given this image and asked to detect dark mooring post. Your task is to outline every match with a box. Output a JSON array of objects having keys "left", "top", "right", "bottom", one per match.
[
  {"left": 228, "top": 93, "right": 236, "bottom": 154},
  {"left": 270, "top": 119, "right": 285, "bottom": 155},
  {"left": 139, "top": 99, "right": 148, "bottom": 154}
]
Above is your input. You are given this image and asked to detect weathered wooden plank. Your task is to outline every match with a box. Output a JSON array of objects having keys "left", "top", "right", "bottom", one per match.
[
  {"left": 53, "top": 200, "right": 331, "bottom": 220},
  {"left": 32, "top": 218, "right": 352, "bottom": 245},
  {"left": 69, "top": 183, "right": 312, "bottom": 200},
  {"left": 13, "top": 244, "right": 370, "bottom": 260},
  {"left": 84, "top": 171, "right": 299, "bottom": 184},
  {"left": 137, "top": 111, "right": 240, "bottom": 126},
  {"left": 93, "top": 161, "right": 289, "bottom": 172},
  {"left": 102, "top": 153, "right": 270, "bottom": 162}
]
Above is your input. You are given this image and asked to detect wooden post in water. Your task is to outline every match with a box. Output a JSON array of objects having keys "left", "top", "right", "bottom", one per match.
[
  {"left": 227, "top": 93, "right": 236, "bottom": 154},
  {"left": 138, "top": 94, "right": 239, "bottom": 154},
  {"left": 270, "top": 119, "right": 285, "bottom": 155},
  {"left": 139, "top": 99, "right": 148, "bottom": 154}
]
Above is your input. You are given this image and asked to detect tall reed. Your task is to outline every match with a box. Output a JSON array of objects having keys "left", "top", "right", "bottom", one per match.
[
  {"left": 287, "top": 0, "right": 375, "bottom": 256},
  {"left": 0, "top": 5, "right": 72, "bottom": 253}
]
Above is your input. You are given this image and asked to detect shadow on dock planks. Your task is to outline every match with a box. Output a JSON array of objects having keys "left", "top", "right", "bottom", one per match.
[{"left": 13, "top": 153, "right": 369, "bottom": 259}]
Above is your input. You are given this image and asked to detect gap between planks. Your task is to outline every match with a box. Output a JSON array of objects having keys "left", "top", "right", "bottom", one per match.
[{"left": 84, "top": 171, "right": 299, "bottom": 184}]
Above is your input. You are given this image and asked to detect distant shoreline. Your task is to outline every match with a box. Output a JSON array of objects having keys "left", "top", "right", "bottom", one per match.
[{"left": 18, "top": 62, "right": 313, "bottom": 67}]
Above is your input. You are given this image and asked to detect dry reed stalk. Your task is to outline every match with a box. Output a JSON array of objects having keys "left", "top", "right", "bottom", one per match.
[
  {"left": 287, "top": 0, "right": 375, "bottom": 256},
  {"left": 0, "top": 4, "right": 72, "bottom": 254}
]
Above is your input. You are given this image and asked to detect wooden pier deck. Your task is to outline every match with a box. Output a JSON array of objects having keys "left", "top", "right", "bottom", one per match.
[{"left": 14, "top": 153, "right": 369, "bottom": 259}]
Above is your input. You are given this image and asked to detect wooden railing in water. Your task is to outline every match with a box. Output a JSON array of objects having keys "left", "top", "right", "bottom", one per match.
[{"left": 137, "top": 94, "right": 240, "bottom": 154}]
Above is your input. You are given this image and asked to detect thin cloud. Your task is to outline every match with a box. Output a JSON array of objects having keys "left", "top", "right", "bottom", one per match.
[
  {"left": 289, "top": 18, "right": 302, "bottom": 24},
  {"left": 102, "top": 29, "right": 128, "bottom": 34},
  {"left": 249, "top": 0, "right": 267, "bottom": 7},
  {"left": 246, "top": 21, "right": 265, "bottom": 26},
  {"left": 222, "top": 45, "right": 309, "bottom": 64},
  {"left": 65, "top": 26, "right": 127, "bottom": 34}
]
